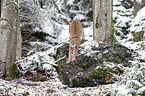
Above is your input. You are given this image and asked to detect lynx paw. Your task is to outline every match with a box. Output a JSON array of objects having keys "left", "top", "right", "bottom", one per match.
[
  {"left": 72, "top": 58, "right": 76, "bottom": 61},
  {"left": 66, "top": 60, "right": 71, "bottom": 63}
]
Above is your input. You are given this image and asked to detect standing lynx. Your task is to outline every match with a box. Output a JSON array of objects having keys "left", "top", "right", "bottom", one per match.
[{"left": 67, "top": 20, "right": 85, "bottom": 63}]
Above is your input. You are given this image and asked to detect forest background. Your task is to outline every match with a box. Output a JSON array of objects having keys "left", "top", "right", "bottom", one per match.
[{"left": 0, "top": 0, "right": 145, "bottom": 95}]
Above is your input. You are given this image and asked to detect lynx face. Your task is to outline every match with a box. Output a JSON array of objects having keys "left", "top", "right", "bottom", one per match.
[{"left": 67, "top": 20, "right": 85, "bottom": 63}]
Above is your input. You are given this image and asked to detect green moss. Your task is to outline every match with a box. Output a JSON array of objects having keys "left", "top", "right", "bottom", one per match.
[
  {"left": 73, "top": 78, "right": 83, "bottom": 85},
  {"left": 72, "top": 62, "right": 76, "bottom": 68},
  {"left": 9, "top": 63, "right": 17, "bottom": 79},
  {"left": 86, "top": 76, "right": 92, "bottom": 81},
  {"left": 93, "top": 64, "right": 122, "bottom": 80},
  {"left": 56, "top": 60, "right": 61, "bottom": 79},
  {"left": 31, "top": 77, "right": 48, "bottom": 81}
]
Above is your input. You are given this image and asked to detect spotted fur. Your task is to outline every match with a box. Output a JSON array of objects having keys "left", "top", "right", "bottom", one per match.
[{"left": 67, "top": 20, "right": 85, "bottom": 63}]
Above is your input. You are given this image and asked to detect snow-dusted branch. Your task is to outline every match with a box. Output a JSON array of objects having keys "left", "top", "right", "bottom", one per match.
[
  {"left": 54, "top": 55, "right": 66, "bottom": 64},
  {"left": 52, "top": 0, "right": 70, "bottom": 25}
]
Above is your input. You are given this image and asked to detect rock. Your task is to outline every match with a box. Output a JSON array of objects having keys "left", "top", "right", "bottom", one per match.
[
  {"left": 23, "top": 70, "right": 49, "bottom": 81},
  {"left": 132, "top": 31, "right": 144, "bottom": 42},
  {"left": 55, "top": 40, "right": 137, "bottom": 87}
]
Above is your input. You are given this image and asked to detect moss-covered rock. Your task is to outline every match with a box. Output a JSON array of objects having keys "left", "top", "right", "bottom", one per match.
[
  {"left": 132, "top": 31, "right": 144, "bottom": 42},
  {"left": 55, "top": 40, "right": 137, "bottom": 87}
]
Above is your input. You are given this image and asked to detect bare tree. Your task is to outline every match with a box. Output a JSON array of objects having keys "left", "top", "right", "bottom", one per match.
[
  {"left": 0, "top": 0, "right": 22, "bottom": 80},
  {"left": 93, "top": 0, "right": 114, "bottom": 43}
]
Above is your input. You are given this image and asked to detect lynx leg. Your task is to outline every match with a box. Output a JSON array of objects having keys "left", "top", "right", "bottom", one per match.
[
  {"left": 82, "top": 29, "right": 85, "bottom": 40},
  {"left": 72, "top": 39, "right": 80, "bottom": 61},
  {"left": 71, "top": 46, "right": 79, "bottom": 61},
  {"left": 67, "top": 45, "right": 73, "bottom": 63}
]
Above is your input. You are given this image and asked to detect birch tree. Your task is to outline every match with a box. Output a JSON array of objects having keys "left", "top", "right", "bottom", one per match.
[
  {"left": 93, "top": 0, "right": 114, "bottom": 43},
  {"left": 0, "top": 0, "right": 22, "bottom": 80}
]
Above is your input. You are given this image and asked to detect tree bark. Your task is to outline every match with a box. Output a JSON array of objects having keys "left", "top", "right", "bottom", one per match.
[
  {"left": 0, "top": 0, "right": 22, "bottom": 80},
  {"left": 93, "top": 0, "right": 114, "bottom": 43},
  {"left": 134, "top": 0, "right": 145, "bottom": 17},
  {"left": 0, "top": 0, "right": 2, "bottom": 17}
]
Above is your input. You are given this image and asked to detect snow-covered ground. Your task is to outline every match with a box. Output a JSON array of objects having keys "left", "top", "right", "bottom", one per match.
[{"left": 0, "top": 0, "right": 145, "bottom": 95}]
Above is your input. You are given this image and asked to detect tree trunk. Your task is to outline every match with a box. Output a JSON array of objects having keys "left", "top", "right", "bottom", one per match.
[
  {"left": 0, "top": 0, "right": 2, "bottom": 17},
  {"left": 93, "top": 0, "right": 114, "bottom": 43},
  {"left": 0, "top": 0, "right": 22, "bottom": 80},
  {"left": 134, "top": 0, "right": 145, "bottom": 17}
]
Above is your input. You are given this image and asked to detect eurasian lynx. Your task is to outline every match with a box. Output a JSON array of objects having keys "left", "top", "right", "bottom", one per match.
[{"left": 67, "top": 20, "right": 85, "bottom": 63}]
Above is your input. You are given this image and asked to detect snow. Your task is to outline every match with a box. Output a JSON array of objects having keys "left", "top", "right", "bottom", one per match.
[
  {"left": 58, "top": 25, "right": 70, "bottom": 41},
  {"left": 137, "top": 86, "right": 145, "bottom": 94},
  {"left": 74, "top": 14, "right": 86, "bottom": 20},
  {"left": 136, "top": 0, "right": 143, "bottom": 4},
  {"left": 83, "top": 26, "right": 93, "bottom": 41},
  {"left": 67, "top": 0, "right": 74, "bottom": 5},
  {"left": 80, "top": 40, "right": 99, "bottom": 56}
]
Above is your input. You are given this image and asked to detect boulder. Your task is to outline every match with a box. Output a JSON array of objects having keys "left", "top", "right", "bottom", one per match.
[
  {"left": 132, "top": 31, "right": 144, "bottom": 42},
  {"left": 55, "top": 40, "right": 137, "bottom": 87}
]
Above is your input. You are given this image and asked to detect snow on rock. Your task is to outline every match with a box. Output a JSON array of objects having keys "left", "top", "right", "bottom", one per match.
[
  {"left": 130, "top": 6, "right": 145, "bottom": 34},
  {"left": 80, "top": 40, "right": 99, "bottom": 56}
]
